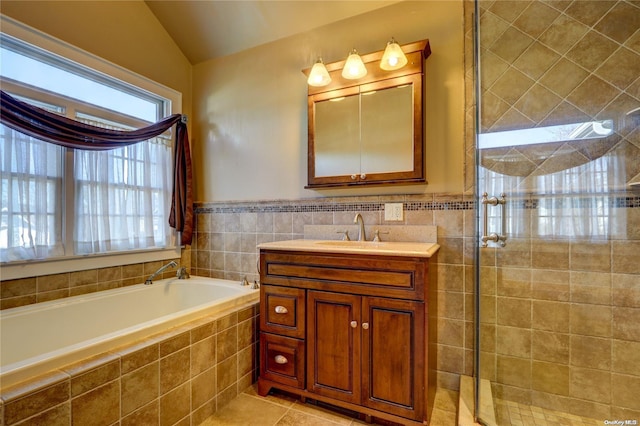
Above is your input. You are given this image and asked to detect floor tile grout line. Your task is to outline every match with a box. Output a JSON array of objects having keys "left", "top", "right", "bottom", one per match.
[
  {"left": 271, "top": 406, "right": 291, "bottom": 426},
  {"left": 242, "top": 388, "right": 356, "bottom": 425},
  {"left": 287, "top": 402, "right": 354, "bottom": 425}
]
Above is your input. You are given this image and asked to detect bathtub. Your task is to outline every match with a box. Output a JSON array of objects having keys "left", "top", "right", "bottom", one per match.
[{"left": 0, "top": 276, "right": 259, "bottom": 390}]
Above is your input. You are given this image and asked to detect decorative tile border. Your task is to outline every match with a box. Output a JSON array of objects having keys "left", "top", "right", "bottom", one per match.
[
  {"left": 195, "top": 193, "right": 640, "bottom": 215},
  {"left": 518, "top": 194, "right": 640, "bottom": 210},
  {"left": 405, "top": 201, "right": 475, "bottom": 211}
]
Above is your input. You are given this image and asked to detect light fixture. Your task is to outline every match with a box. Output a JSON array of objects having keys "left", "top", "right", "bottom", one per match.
[
  {"left": 307, "top": 58, "right": 332, "bottom": 87},
  {"left": 380, "top": 37, "right": 408, "bottom": 71},
  {"left": 341, "top": 49, "right": 367, "bottom": 79}
]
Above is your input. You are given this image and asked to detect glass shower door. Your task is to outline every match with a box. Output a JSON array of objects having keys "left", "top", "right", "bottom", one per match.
[{"left": 475, "top": 0, "right": 640, "bottom": 424}]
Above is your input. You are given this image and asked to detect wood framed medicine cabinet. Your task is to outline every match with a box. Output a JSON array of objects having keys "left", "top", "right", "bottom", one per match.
[{"left": 305, "top": 39, "right": 431, "bottom": 188}]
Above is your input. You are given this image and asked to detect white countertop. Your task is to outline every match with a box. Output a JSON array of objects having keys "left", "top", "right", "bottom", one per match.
[{"left": 258, "top": 239, "right": 440, "bottom": 258}]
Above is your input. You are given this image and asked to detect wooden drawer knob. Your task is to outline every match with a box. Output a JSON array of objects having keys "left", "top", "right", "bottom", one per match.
[{"left": 274, "top": 355, "right": 288, "bottom": 364}]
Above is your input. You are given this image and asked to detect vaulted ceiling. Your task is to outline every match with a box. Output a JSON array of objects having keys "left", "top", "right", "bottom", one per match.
[{"left": 144, "top": 0, "right": 399, "bottom": 64}]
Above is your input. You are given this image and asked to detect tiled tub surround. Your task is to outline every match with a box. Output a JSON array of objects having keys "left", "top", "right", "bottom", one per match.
[
  {"left": 1, "top": 278, "right": 258, "bottom": 389},
  {"left": 0, "top": 255, "right": 191, "bottom": 311},
  {"left": 0, "top": 298, "right": 260, "bottom": 426},
  {"left": 191, "top": 192, "right": 640, "bottom": 418}
]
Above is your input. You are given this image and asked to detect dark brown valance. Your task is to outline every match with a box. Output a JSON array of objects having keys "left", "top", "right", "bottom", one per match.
[{"left": 0, "top": 90, "right": 193, "bottom": 245}]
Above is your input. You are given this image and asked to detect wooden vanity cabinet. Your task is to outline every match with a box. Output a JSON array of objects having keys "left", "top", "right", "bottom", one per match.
[{"left": 258, "top": 250, "right": 437, "bottom": 426}]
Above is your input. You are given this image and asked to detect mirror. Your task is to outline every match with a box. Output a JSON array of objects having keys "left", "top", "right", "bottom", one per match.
[
  {"left": 314, "top": 92, "right": 360, "bottom": 177},
  {"left": 314, "top": 83, "right": 414, "bottom": 177},
  {"left": 361, "top": 84, "right": 413, "bottom": 174},
  {"left": 305, "top": 40, "right": 430, "bottom": 188}
]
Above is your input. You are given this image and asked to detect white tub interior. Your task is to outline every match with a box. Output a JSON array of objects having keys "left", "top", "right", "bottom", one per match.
[{"left": 0, "top": 276, "right": 259, "bottom": 389}]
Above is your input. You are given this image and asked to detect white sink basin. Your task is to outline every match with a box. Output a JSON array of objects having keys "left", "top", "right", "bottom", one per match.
[
  {"left": 314, "top": 240, "right": 383, "bottom": 247},
  {"left": 258, "top": 239, "right": 440, "bottom": 258}
]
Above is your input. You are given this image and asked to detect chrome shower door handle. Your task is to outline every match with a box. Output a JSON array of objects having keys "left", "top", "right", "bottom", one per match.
[{"left": 481, "top": 192, "right": 507, "bottom": 247}]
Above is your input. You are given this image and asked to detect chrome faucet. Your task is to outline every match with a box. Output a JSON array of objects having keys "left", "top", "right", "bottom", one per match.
[
  {"left": 176, "top": 266, "right": 190, "bottom": 280},
  {"left": 144, "top": 260, "right": 177, "bottom": 285},
  {"left": 353, "top": 213, "right": 366, "bottom": 241}
]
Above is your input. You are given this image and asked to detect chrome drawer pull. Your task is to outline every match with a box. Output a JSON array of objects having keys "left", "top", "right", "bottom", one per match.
[
  {"left": 350, "top": 321, "right": 358, "bottom": 328},
  {"left": 274, "top": 355, "right": 288, "bottom": 364},
  {"left": 362, "top": 322, "right": 369, "bottom": 330},
  {"left": 274, "top": 305, "right": 288, "bottom": 314}
]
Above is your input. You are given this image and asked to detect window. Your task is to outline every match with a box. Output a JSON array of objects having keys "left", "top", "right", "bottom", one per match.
[
  {"left": 1, "top": 120, "right": 64, "bottom": 261},
  {"left": 72, "top": 114, "right": 174, "bottom": 255},
  {"left": 0, "top": 21, "right": 182, "bottom": 277}
]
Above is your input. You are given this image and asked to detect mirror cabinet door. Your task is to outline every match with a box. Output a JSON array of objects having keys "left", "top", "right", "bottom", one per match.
[
  {"left": 314, "top": 93, "right": 360, "bottom": 178},
  {"left": 307, "top": 73, "right": 424, "bottom": 187},
  {"left": 360, "top": 83, "right": 413, "bottom": 175}
]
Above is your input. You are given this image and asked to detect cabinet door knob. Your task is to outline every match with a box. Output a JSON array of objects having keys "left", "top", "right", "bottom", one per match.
[
  {"left": 362, "top": 322, "right": 369, "bottom": 330},
  {"left": 360, "top": 173, "right": 366, "bottom": 179},
  {"left": 351, "top": 174, "right": 357, "bottom": 180},
  {"left": 274, "top": 355, "right": 288, "bottom": 364},
  {"left": 274, "top": 305, "right": 288, "bottom": 314},
  {"left": 350, "top": 320, "right": 358, "bottom": 328}
]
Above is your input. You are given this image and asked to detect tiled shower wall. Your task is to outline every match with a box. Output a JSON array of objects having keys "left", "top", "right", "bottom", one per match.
[
  {"left": 190, "top": 194, "right": 478, "bottom": 391},
  {"left": 477, "top": 0, "right": 640, "bottom": 187},
  {"left": 478, "top": 194, "right": 640, "bottom": 419},
  {"left": 475, "top": 0, "right": 640, "bottom": 419}
]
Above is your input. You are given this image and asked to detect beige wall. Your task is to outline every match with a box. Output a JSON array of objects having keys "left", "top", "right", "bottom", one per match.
[
  {"left": 193, "top": 1, "right": 465, "bottom": 202},
  {"left": 2, "top": 1, "right": 464, "bottom": 202},
  {"left": 1, "top": 0, "right": 193, "bottom": 121}
]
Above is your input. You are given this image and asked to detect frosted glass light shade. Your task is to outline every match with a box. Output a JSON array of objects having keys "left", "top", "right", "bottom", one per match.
[
  {"left": 380, "top": 38, "right": 407, "bottom": 71},
  {"left": 307, "top": 58, "right": 331, "bottom": 87},
  {"left": 341, "top": 49, "right": 367, "bottom": 79}
]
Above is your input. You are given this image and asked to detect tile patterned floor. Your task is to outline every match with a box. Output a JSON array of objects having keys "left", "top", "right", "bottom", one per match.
[
  {"left": 202, "top": 386, "right": 612, "bottom": 426},
  {"left": 201, "top": 385, "right": 459, "bottom": 426},
  {"left": 494, "top": 399, "right": 603, "bottom": 426}
]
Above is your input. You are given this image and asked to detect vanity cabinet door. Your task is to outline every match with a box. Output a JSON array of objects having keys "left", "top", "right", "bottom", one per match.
[
  {"left": 362, "top": 297, "right": 425, "bottom": 420},
  {"left": 307, "top": 290, "right": 361, "bottom": 404}
]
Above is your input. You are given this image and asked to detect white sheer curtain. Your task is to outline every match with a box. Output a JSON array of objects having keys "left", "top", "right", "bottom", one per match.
[
  {"left": 479, "top": 152, "right": 625, "bottom": 240},
  {"left": 535, "top": 154, "right": 624, "bottom": 238},
  {"left": 74, "top": 117, "right": 174, "bottom": 254},
  {"left": 0, "top": 124, "right": 64, "bottom": 261}
]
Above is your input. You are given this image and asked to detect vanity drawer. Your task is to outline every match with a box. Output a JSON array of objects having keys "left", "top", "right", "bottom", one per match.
[
  {"left": 260, "top": 333, "right": 305, "bottom": 389},
  {"left": 261, "top": 251, "right": 426, "bottom": 300},
  {"left": 260, "top": 285, "right": 305, "bottom": 338}
]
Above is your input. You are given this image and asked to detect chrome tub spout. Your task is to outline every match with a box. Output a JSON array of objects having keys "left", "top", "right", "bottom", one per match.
[{"left": 145, "top": 260, "right": 177, "bottom": 285}]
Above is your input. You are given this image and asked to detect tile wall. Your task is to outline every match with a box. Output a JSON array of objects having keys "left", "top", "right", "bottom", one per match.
[
  {"left": 477, "top": 193, "right": 640, "bottom": 419},
  {"left": 0, "top": 256, "right": 189, "bottom": 310},
  {"left": 477, "top": 0, "right": 640, "bottom": 187}
]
